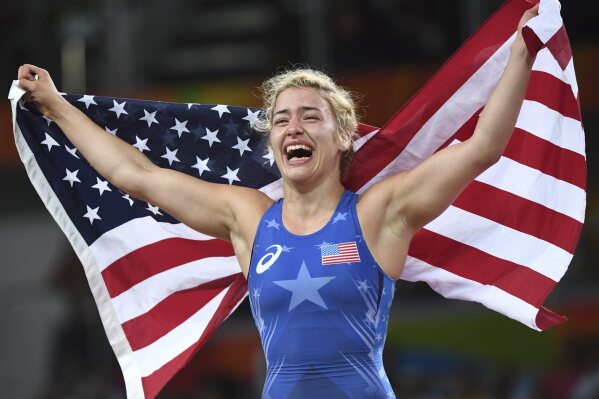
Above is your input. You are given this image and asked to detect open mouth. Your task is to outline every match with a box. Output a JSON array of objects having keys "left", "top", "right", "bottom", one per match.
[{"left": 285, "top": 144, "right": 314, "bottom": 162}]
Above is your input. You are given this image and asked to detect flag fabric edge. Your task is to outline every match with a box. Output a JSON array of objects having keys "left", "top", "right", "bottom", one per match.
[{"left": 8, "top": 83, "right": 146, "bottom": 399}]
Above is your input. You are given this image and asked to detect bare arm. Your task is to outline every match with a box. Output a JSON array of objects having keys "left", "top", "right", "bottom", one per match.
[{"left": 17, "top": 65, "right": 271, "bottom": 247}]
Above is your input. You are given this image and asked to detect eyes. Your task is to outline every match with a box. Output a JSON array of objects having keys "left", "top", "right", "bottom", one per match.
[{"left": 273, "top": 114, "right": 320, "bottom": 126}]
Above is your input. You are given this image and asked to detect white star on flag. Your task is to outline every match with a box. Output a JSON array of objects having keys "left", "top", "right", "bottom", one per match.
[
  {"left": 83, "top": 205, "right": 101, "bottom": 225},
  {"left": 202, "top": 128, "right": 221, "bottom": 147},
  {"left": 140, "top": 109, "right": 159, "bottom": 127},
  {"left": 77, "top": 95, "right": 97, "bottom": 109},
  {"left": 232, "top": 137, "right": 252, "bottom": 156},
  {"left": 221, "top": 166, "right": 240, "bottom": 185},
  {"left": 42, "top": 115, "right": 53, "bottom": 126},
  {"left": 263, "top": 148, "right": 274, "bottom": 166},
  {"left": 92, "top": 177, "right": 112, "bottom": 196},
  {"left": 65, "top": 145, "right": 79, "bottom": 159},
  {"left": 170, "top": 118, "right": 190, "bottom": 137},
  {"left": 105, "top": 126, "right": 118, "bottom": 135},
  {"left": 161, "top": 147, "right": 180, "bottom": 166},
  {"left": 242, "top": 109, "right": 261, "bottom": 127},
  {"left": 146, "top": 203, "right": 163, "bottom": 215},
  {"left": 41, "top": 133, "right": 59, "bottom": 151},
  {"left": 211, "top": 104, "right": 230, "bottom": 118},
  {"left": 122, "top": 194, "right": 134, "bottom": 206},
  {"left": 133, "top": 136, "right": 150, "bottom": 152},
  {"left": 192, "top": 156, "right": 210, "bottom": 176},
  {"left": 109, "top": 100, "right": 128, "bottom": 119},
  {"left": 63, "top": 169, "right": 81, "bottom": 187}
]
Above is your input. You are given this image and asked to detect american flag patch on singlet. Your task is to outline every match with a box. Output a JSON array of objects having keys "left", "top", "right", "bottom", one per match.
[{"left": 321, "top": 242, "right": 361, "bottom": 265}]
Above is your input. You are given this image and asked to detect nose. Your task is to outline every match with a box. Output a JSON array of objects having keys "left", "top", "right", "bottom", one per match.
[{"left": 285, "top": 118, "right": 304, "bottom": 137}]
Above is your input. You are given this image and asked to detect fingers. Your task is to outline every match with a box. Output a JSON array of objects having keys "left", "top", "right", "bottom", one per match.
[
  {"left": 17, "top": 64, "right": 48, "bottom": 82},
  {"left": 18, "top": 77, "right": 36, "bottom": 92}
]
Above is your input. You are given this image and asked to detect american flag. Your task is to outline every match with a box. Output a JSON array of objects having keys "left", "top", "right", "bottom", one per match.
[
  {"left": 8, "top": 0, "right": 584, "bottom": 398},
  {"left": 321, "top": 242, "right": 361, "bottom": 265}
]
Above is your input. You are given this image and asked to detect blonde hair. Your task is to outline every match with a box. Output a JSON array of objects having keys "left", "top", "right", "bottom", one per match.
[{"left": 255, "top": 68, "right": 359, "bottom": 175}]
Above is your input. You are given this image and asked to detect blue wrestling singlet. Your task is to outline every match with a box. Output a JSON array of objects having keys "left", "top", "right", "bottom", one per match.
[{"left": 248, "top": 190, "right": 396, "bottom": 398}]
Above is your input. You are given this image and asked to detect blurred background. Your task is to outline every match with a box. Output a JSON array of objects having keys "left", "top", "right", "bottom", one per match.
[{"left": 1, "top": 0, "right": 598, "bottom": 398}]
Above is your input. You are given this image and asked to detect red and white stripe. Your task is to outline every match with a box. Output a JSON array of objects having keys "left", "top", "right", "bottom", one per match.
[{"left": 345, "top": 0, "right": 584, "bottom": 331}]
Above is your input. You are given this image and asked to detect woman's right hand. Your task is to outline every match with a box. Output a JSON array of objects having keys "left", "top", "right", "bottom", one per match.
[{"left": 17, "top": 64, "right": 67, "bottom": 119}]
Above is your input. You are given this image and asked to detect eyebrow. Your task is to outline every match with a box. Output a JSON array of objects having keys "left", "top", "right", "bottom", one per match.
[{"left": 273, "top": 106, "right": 322, "bottom": 116}]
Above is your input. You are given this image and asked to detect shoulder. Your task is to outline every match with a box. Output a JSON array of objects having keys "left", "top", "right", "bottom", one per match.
[{"left": 227, "top": 185, "right": 274, "bottom": 222}]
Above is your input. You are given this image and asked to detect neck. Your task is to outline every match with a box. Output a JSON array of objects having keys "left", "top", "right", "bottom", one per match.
[{"left": 281, "top": 178, "right": 345, "bottom": 235}]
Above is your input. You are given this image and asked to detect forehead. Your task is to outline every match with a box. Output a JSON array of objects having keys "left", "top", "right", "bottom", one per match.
[{"left": 273, "top": 86, "right": 331, "bottom": 113}]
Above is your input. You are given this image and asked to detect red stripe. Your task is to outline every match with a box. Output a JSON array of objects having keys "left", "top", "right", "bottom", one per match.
[
  {"left": 526, "top": 71, "right": 580, "bottom": 121},
  {"left": 357, "top": 123, "right": 379, "bottom": 138},
  {"left": 504, "top": 128, "right": 586, "bottom": 190},
  {"left": 536, "top": 306, "right": 568, "bottom": 331},
  {"left": 547, "top": 25, "right": 572, "bottom": 70},
  {"left": 102, "top": 237, "right": 234, "bottom": 298},
  {"left": 140, "top": 274, "right": 247, "bottom": 399},
  {"left": 409, "top": 229, "right": 556, "bottom": 307},
  {"left": 454, "top": 181, "right": 583, "bottom": 253},
  {"left": 121, "top": 274, "right": 240, "bottom": 351},
  {"left": 344, "top": 0, "right": 530, "bottom": 190},
  {"left": 323, "top": 257, "right": 361, "bottom": 265}
]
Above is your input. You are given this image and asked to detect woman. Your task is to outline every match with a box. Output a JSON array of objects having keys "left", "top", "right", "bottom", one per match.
[{"left": 17, "top": 4, "right": 538, "bottom": 397}]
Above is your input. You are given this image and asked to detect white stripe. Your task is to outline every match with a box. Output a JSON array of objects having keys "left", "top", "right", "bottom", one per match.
[
  {"left": 90, "top": 216, "right": 214, "bottom": 271},
  {"left": 516, "top": 100, "right": 585, "bottom": 156},
  {"left": 533, "top": 48, "right": 578, "bottom": 97},
  {"left": 424, "top": 206, "right": 571, "bottom": 281},
  {"left": 400, "top": 256, "right": 541, "bottom": 330},
  {"left": 357, "top": 35, "right": 515, "bottom": 193},
  {"left": 474, "top": 150, "right": 586, "bottom": 223},
  {"left": 112, "top": 256, "right": 239, "bottom": 323},
  {"left": 525, "top": 0, "right": 562, "bottom": 44},
  {"left": 131, "top": 287, "right": 230, "bottom": 377}
]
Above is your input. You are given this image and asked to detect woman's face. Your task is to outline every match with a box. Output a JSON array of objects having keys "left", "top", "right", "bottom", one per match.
[{"left": 269, "top": 87, "right": 350, "bottom": 188}]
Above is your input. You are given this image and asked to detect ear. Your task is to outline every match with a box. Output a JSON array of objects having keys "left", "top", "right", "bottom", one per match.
[{"left": 338, "top": 134, "right": 352, "bottom": 153}]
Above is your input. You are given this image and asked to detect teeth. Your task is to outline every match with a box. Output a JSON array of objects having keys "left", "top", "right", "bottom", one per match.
[{"left": 286, "top": 144, "right": 312, "bottom": 154}]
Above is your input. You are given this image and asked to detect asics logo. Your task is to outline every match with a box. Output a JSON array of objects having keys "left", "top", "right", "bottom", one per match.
[{"left": 256, "top": 244, "right": 282, "bottom": 274}]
